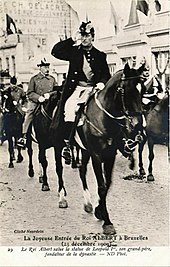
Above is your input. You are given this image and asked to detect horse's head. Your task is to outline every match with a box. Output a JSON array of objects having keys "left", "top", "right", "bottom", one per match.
[
  {"left": 108, "top": 63, "right": 146, "bottom": 155},
  {"left": 119, "top": 63, "right": 146, "bottom": 147}
]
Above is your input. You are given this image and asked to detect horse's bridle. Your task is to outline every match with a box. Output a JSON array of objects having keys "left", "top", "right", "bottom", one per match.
[{"left": 85, "top": 74, "right": 144, "bottom": 155}]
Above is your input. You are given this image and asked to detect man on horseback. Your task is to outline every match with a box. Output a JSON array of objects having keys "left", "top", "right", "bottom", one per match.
[
  {"left": 17, "top": 58, "right": 57, "bottom": 148},
  {"left": 50, "top": 21, "right": 111, "bottom": 160},
  {"left": 0, "top": 76, "right": 26, "bottom": 144},
  {"left": 2, "top": 76, "right": 26, "bottom": 114},
  {"left": 138, "top": 57, "right": 164, "bottom": 111}
]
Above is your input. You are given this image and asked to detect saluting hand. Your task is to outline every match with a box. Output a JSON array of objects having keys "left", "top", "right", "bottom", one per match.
[{"left": 72, "top": 29, "right": 81, "bottom": 42}]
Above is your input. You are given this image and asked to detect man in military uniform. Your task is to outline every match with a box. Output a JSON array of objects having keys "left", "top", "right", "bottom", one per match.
[
  {"left": 17, "top": 58, "right": 57, "bottom": 148},
  {"left": 0, "top": 76, "right": 26, "bottom": 143},
  {"left": 50, "top": 21, "right": 111, "bottom": 137}
]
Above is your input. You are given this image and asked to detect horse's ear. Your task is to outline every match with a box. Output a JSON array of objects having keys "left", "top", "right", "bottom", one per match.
[
  {"left": 137, "top": 63, "right": 146, "bottom": 74},
  {"left": 123, "top": 62, "right": 130, "bottom": 76}
]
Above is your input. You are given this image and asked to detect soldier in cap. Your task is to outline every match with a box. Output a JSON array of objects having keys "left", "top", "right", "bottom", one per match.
[
  {"left": 3, "top": 76, "right": 26, "bottom": 113},
  {"left": 51, "top": 21, "right": 111, "bottom": 144},
  {"left": 17, "top": 58, "right": 57, "bottom": 148},
  {"left": 0, "top": 76, "right": 26, "bottom": 143}
]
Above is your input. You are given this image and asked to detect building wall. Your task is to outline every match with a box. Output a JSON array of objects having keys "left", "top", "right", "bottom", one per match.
[{"left": 0, "top": 2, "right": 169, "bottom": 89}]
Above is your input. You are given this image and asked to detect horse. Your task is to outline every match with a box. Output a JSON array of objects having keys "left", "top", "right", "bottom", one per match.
[
  {"left": 1, "top": 89, "right": 24, "bottom": 168},
  {"left": 138, "top": 91, "right": 169, "bottom": 181},
  {"left": 26, "top": 90, "right": 71, "bottom": 208},
  {"left": 73, "top": 62, "right": 146, "bottom": 235}
]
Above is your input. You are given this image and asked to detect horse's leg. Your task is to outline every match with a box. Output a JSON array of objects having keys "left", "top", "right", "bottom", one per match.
[
  {"left": 27, "top": 135, "right": 34, "bottom": 178},
  {"left": 147, "top": 136, "right": 155, "bottom": 182},
  {"left": 102, "top": 155, "right": 116, "bottom": 234},
  {"left": 38, "top": 163, "right": 43, "bottom": 183},
  {"left": 92, "top": 154, "right": 116, "bottom": 235},
  {"left": 16, "top": 146, "right": 24, "bottom": 163},
  {"left": 79, "top": 149, "right": 92, "bottom": 213},
  {"left": 138, "top": 134, "right": 147, "bottom": 178},
  {"left": 70, "top": 145, "right": 77, "bottom": 169},
  {"left": 39, "top": 147, "right": 50, "bottom": 191},
  {"left": 54, "top": 146, "right": 68, "bottom": 208},
  {"left": 8, "top": 137, "right": 14, "bottom": 168},
  {"left": 75, "top": 146, "right": 81, "bottom": 166}
]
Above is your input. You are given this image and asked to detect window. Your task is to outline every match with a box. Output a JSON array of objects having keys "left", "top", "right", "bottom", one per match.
[{"left": 6, "top": 57, "right": 9, "bottom": 71}]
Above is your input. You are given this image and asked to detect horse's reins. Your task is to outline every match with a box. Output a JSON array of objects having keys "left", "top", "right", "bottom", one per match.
[
  {"left": 40, "top": 104, "right": 52, "bottom": 120},
  {"left": 85, "top": 74, "right": 144, "bottom": 153}
]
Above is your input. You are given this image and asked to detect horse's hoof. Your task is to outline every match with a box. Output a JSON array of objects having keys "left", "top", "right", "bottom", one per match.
[
  {"left": 147, "top": 174, "right": 155, "bottom": 182},
  {"left": 94, "top": 206, "right": 103, "bottom": 220},
  {"left": 84, "top": 203, "right": 93, "bottom": 213},
  {"left": 39, "top": 176, "right": 43, "bottom": 183},
  {"left": 42, "top": 184, "right": 50, "bottom": 191},
  {"left": 8, "top": 163, "right": 14, "bottom": 168},
  {"left": 59, "top": 200, "right": 68, "bottom": 208},
  {"left": 103, "top": 224, "right": 116, "bottom": 235},
  {"left": 28, "top": 169, "right": 34, "bottom": 178},
  {"left": 16, "top": 155, "right": 24, "bottom": 163}
]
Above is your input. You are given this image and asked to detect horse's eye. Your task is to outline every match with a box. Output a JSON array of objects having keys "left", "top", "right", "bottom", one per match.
[{"left": 136, "top": 83, "right": 142, "bottom": 92}]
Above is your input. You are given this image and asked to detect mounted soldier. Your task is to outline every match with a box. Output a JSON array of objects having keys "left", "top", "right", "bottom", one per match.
[
  {"left": 17, "top": 58, "right": 57, "bottom": 148},
  {"left": 50, "top": 21, "right": 111, "bottom": 159}
]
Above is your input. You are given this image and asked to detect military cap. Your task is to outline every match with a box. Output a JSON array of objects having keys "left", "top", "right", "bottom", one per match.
[
  {"left": 37, "top": 58, "right": 50, "bottom": 67},
  {"left": 79, "top": 21, "right": 95, "bottom": 36}
]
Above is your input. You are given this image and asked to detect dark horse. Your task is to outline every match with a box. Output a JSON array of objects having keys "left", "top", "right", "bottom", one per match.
[
  {"left": 138, "top": 91, "right": 169, "bottom": 181},
  {"left": 75, "top": 62, "right": 146, "bottom": 235},
  {"left": 27, "top": 91, "right": 69, "bottom": 208},
  {"left": 1, "top": 89, "right": 24, "bottom": 168}
]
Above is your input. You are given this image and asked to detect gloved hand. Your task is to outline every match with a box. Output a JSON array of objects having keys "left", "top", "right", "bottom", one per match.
[
  {"left": 44, "top": 93, "right": 50, "bottom": 100},
  {"left": 38, "top": 96, "right": 45, "bottom": 103},
  {"left": 96, "top": 82, "right": 105, "bottom": 90},
  {"left": 72, "top": 29, "right": 81, "bottom": 42},
  {"left": 13, "top": 100, "right": 17, "bottom": 106}
]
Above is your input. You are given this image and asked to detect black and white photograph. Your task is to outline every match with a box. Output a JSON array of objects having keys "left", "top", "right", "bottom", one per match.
[{"left": 0, "top": 0, "right": 169, "bottom": 266}]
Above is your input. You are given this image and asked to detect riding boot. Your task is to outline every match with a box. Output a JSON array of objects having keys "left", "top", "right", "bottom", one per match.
[
  {"left": 69, "top": 104, "right": 84, "bottom": 146},
  {"left": 62, "top": 104, "right": 84, "bottom": 165}
]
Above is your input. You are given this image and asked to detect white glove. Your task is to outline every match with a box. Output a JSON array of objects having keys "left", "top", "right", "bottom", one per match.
[
  {"left": 44, "top": 93, "right": 50, "bottom": 100},
  {"left": 72, "top": 29, "right": 81, "bottom": 42},
  {"left": 38, "top": 96, "right": 45, "bottom": 103},
  {"left": 13, "top": 100, "right": 17, "bottom": 106},
  {"left": 96, "top": 82, "right": 105, "bottom": 90}
]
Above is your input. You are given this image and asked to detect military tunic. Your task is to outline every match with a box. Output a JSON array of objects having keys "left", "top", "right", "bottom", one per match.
[
  {"left": 50, "top": 38, "right": 111, "bottom": 132},
  {"left": 27, "top": 72, "right": 56, "bottom": 103}
]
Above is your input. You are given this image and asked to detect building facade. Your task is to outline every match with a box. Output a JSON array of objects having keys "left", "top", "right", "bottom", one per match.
[{"left": 0, "top": 0, "right": 169, "bottom": 90}]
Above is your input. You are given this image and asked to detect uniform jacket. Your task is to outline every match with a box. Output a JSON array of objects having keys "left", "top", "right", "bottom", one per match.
[
  {"left": 50, "top": 38, "right": 111, "bottom": 134},
  {"left": 27, "top": 72, "right": 56, "bottom": 103},
  {"left": 51, "top": 38, "right": 111, "bottom": 103},
  {"left": 5, "top": 85, "right": 26, "bottom": 114}
]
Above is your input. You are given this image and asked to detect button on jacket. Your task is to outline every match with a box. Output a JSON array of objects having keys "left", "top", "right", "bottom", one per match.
[{"left": 27, "top": 72, "right": 56, "bottom": 103}]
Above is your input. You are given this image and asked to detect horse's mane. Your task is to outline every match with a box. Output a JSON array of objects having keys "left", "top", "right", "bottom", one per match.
[{"left": 105, "top": 69, "right": 123, "bottom": 90}]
